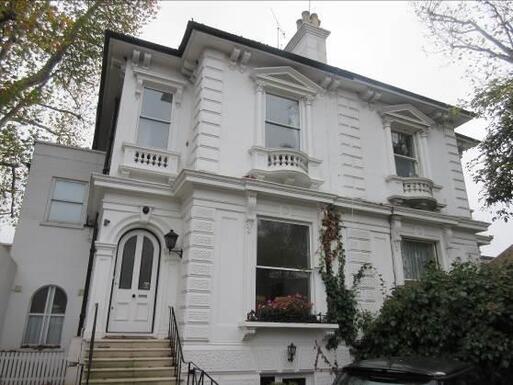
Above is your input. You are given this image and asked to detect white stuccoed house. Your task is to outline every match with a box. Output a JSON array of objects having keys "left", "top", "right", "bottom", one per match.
[{"left": 0, "top": 11, "right": 491, "bottom": 385}]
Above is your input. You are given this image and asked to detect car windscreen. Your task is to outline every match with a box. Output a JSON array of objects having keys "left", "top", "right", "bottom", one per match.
[{"left": 334, "top": 372, "right": 437, "bottom": 385}]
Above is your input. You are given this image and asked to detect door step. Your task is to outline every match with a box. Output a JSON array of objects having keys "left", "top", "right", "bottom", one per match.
[
  {"left": 85, "top": 357, "right": 173, "bottom": 368},
  {"left": 86, "top": 347, "right": 171, "bottom": 358},
  {"left": 83, "top": 377, "right": 177, "bottom": 385},
  {"left": 88, "top": 366, "right": 174, "bottom": 379}
]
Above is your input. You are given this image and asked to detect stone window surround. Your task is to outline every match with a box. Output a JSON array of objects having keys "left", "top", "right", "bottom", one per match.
[
  {"left": 381, "top": 105, "right": 434, "bottom": 181},
  {"left": 132, "top": 65, "right": 186, "bottom": 153},
  {"left": 252, "top": 67, "right": 321, "bottom": 157},
  {"left": 253, "top": 215, "right": 315, "bottom": 310},
  {"left": 390, "top": 216, "right": 452, "bottom": 285}
]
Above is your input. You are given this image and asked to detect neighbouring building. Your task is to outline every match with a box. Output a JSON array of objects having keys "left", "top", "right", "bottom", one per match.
[{"left": 0, "top": 12, "right": 491, "bottom": 385}]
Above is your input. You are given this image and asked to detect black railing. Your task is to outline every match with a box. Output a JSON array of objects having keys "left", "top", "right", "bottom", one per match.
[
  {"left": 168, "top": 307, "right": 219, "bottom": 385},
  {"left": 85, "top": 303, "right": 98, "bottom": 385}
]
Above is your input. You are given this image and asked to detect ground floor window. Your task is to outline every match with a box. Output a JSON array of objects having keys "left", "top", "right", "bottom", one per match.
[
  {"left": 256, "top": 219, "right": 311, "bottom": 305},
  {"left": 261, "top": 375, "right": 306, "bottom": 385},
  {"left": 22, "top": 285, "right": 67, "bottom": 346},
  {"left": 401, "top": 239, "right": 437, "bottom": 281}
]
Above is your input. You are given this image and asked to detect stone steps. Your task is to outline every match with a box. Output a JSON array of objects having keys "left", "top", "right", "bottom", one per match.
[
  {"left": 83, "top": 337, "right": 177, "bottom": 385},
  {"left": 86, "top": 357, "right": 174, "bottom": 369}
]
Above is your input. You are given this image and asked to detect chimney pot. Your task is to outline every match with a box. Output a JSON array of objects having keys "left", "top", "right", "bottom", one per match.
[{"left": 285, "top": 11, "right": 330, "bottom": 63}]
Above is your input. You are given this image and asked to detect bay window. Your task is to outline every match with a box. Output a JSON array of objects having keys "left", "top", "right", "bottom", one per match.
[
  {"left": 392, "top": 130, "right": 417, "bottom": 177},
  {"left": 256, "top": 219, "right": 311, "bottom": 305},
  {"left": 137, "top": 87, "right": 173, "bottom": 149},
  {"left": 401, "top": 239, "right": 437, "bottom": 281},
  {"left": 265, "top": 93, "right": 300, "bottom": 150}
]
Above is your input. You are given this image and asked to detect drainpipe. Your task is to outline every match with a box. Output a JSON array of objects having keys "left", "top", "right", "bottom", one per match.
[
  {"left": 77, "top": 213, "right": 99, "bottom": 336},
  {"left": 388, "top": 206, "right": 398, "bottom": 286}
]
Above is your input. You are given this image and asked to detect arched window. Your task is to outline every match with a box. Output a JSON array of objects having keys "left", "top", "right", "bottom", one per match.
[{"left": 23, "top": 285, "right": 67, "bottom": 346}]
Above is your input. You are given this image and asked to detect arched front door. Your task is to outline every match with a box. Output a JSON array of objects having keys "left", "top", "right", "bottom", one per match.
[{"left": 108, "top": 230, "right": 160, "bottom": 333}]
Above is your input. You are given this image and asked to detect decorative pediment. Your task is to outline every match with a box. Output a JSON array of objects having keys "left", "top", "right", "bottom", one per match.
[
  {"left": 381, "top": 104, "right": 435, "bottom": 127},
  {"left": 252, "top": 66, "right": 322, "bottom": 96}
]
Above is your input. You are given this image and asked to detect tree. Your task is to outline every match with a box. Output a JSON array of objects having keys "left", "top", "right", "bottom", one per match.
[
  {"left": 0, "top": 0, "right": 158, "bottom": 220},
  {"left": 353, "top": 262, "right": 513, "bottom": 385},
  {"left": 415, "top": 1, "right": 513, "bottom": 221}
]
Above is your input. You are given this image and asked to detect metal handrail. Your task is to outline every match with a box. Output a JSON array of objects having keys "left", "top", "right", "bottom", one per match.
[
  {"left": 168, "top": 306, "right": 219, "bottom": 385},
  {"left": 85, "top": 303, "right": 98, "bottom": 385}
]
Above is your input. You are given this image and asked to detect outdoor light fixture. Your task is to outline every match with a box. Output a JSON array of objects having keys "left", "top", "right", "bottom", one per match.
[
  {"left": 287, "top": 342, "right": 297, "bottom": 362},
  {"left": 164, "top": 229, "right": 183, "bottom": 258}
]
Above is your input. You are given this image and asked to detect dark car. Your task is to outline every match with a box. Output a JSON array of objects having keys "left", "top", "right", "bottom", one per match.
[{"left": 334, "top": 357, "right": 482, "bottom": 385}]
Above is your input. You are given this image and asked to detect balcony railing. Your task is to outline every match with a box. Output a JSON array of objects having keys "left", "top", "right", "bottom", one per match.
[
  {"left": 386, "top": 176, "right": 440, "bottom": 210},
  {"left": 119, "top": 143, "right": 180, "bottom": 181},
  {"left": 248, "top": 146, "right": 323, "bottom": 188}
]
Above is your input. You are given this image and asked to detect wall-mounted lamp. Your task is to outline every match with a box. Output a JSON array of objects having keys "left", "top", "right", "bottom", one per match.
[
  {"left": 164, "top": 229, "right": 183, "bottom": 258},
  {"left": 287, "top": 342, "right": 297, "bottom": 362}
]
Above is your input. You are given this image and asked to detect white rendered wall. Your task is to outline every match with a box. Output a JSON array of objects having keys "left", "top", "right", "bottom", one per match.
[
  {"left": 0, "top": 143, "right": 104, "bottom": 350},
  {"left": 110, "top": 47, "right": 473, "bottom": 219},
  {"left": 0, "top": 244, "right": 16, "bottom": 338}
]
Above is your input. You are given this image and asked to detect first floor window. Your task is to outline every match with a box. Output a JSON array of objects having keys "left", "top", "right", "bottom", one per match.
[
  {"left": 401, "top": 239, "right": 437, "bottom": 281},
  {"left": 392, "top": 130, "right": 417, "bottom": 177},
  {"left": 256, "top": 219, "right": 310, "bottom": 305},
  {"left": 23, "top": 285, "right": 67, "bottom": 346},
  {"left": 265, "top": 93, "right": 300, "bottom": 150},
  {"left": 137, "top": 87, "right": 172, "bottom": 149},
  {"left": 48, "top": 179, "right": 87, "bottom": 224}
]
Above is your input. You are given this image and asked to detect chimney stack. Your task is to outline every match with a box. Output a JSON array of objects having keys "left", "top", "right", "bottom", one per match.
[{"left": 285, "top": 11, "right": 330, "bottom": 63}]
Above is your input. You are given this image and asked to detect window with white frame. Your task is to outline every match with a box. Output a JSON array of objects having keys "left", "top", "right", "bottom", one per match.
[
  {"left": 392, "top": 130, "right": 418, "bottom": 177},
  {"left": 256, "top": 219, "right": 311, "bottom": 305},
  {"left": 401, "top": 239, "right": 437, "bottom": 281},
  {"left": 23, "top": 285, "right": 67, "bottom": 346},
  {"left": 265, "top": 93, "right": 300, "bottom": 150},
  {"left": 47, "top": 179, "right": 87, "bottom": 224},
  {"left": 137, "top": 87, "right": 173, "bottom": 149}
]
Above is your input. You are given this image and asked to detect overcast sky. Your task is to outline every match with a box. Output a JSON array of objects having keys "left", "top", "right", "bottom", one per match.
[{"left": 0, "top": 1, "right": 510, "bottom": 256}]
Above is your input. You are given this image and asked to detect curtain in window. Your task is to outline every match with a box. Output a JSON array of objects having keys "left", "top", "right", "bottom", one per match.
[{"left": 401, "top": 240, "right": 435, "bottom": 280}]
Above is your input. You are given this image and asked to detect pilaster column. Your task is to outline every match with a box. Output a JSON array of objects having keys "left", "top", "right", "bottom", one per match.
[
  {"left": 383, "top": 119, "right": 396, "bottom": 176},
  {"left": 442, "top": 226, "right": 454, "bottom": 270},
  {"left": 84, "top": 242, "right": 116, "bottom": 338},
  {"left": 390, "top": 215, "right": 403, "bottom": 285},
  {"left": 304, "top": 95, "right": 314, "bottom": 156},
  {"left": 255, "top": 81, "right": 265, "bottom": 146},
  {"left": 244, "top": 191, "right": 257, "bottom": 315},
  {"left": 418, "top": 130, "right": 432, "bottom": 179}
]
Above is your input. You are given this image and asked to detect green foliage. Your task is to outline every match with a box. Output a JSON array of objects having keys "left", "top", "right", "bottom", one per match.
[
  {"left": 471, "top": 78, "right": 513, "bottom": 221},
  {"left": 415, "top": 1, "right": 513, "bottom": 220},
  {"left": 0, "top": 0, "right": 158, "bottom": 220},
  {"left": 353, "top": 262, "right": 513, "bottom": 384},
  {"left": 319, "top": 204, "right": 377, "bottom": 350}
]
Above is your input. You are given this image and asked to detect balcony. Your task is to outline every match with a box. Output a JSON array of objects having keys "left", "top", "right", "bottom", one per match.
[
  {"left": 248, "top": 146, "right": 323, "bottom": 188},
  {"left": 119, "top": 143, "right": 180, "bottom": 182},
  {"left": 386, "top": 176, "right": 442, "bottom": 211}
]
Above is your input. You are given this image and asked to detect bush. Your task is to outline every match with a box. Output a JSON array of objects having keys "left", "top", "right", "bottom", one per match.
[
  {"left": 353, "top": 262, "right": 513, "bottom": 384},
  {"left": 247, "top": 294, "right": 316, "bottom": 323}
]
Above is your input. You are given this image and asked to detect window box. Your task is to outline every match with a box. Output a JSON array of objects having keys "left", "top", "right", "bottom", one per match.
[{"left": 239, "top": 320, "right": 338, "bottom": 341}]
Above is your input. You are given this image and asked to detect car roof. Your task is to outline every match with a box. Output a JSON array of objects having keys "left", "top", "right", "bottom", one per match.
[{"left": 344, "top": 357, "right": 472, "bottom": 378}]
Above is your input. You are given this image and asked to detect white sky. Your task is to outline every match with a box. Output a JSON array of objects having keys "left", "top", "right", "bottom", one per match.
[{"left": 1, "top": 1, "right": 510, "bottom": 256}]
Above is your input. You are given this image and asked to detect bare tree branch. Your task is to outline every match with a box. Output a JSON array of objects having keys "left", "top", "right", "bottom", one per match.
[{"left": 37, "top": 103, "right": 83, "bottom": 120}]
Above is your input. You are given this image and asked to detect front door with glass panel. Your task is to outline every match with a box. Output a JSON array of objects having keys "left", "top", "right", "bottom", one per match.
[{"left": 109, "top": 230, "right": 159, "bottom": 333}]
